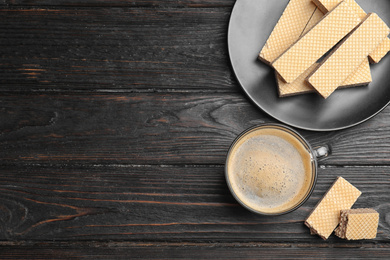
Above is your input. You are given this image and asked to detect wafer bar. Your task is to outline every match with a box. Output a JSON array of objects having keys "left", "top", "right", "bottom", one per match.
[
  {"left": 272, "top": 1, "right": 361, "bottom": 83},
  {"left": 312, "top": 0, "right": 366, "bottom": 19},
  {"left": 340, "top": 58, "right": 372, "bottom": 88},
  {"left": 259, "top": 0, "right": 320, "bottom": 64},
  {"left": 277, "top": 7, "right": 323, "bottom": 96},
  {"left": 277, "top": 59, "right": 371, "bottom": 97},
  {"left": 334, "top": 208, "right": 379, "bottom": 240},
  {"left": 369, "top": 36, "right": 390, "bottom": 64},
  {"left": 308, "top": 13, "right": 390, "bottom": 98},
  {"left": 312, "top": 0, "right": 390, "bottom": 63},
  {"left": 277, "top": 63, "right": 317, "bottom": 96},
  {"left": 305, "top": 177, "right": 361, "bottom": 240}
]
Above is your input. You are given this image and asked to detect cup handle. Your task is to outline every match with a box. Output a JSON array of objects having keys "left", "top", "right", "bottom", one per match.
[{"left": 313, "top": 145, "right": 330, "bottom": 160}]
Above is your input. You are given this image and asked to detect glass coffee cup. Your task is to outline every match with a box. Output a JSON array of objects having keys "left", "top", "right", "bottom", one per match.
[{"left": 225, "top": 123, "right": 328, "bottom": 215}]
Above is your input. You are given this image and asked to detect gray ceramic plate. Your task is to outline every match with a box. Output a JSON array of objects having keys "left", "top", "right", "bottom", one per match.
[{"left": 228, "top": 0, "right": 390, "bottom": 131}]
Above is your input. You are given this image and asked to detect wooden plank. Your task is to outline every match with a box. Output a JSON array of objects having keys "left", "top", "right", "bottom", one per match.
[
  {"left": 0, "top": 92, "right": 286, "bottom": 164},
  {"left": 1, "top": 242, "right": 390, "bottom": 259},
  {"left": 0, "top": 165, "right": 388, "bottom": 241},
  {"left": 0, "top": 93, "right": 264, "bottom": 164},
  {"left": 2, "top": 93, "right": 390, "bottom": 165},
  {"left": 0, "top": 8, "right": 234, "bottom": 91},
  {"left": 4, "top": 0, "right": 234, "bottom": 7}
]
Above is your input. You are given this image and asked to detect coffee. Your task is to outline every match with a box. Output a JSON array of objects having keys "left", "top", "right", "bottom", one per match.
[{"left": 226, "top": 125, "right": 315, "bottom": 214}]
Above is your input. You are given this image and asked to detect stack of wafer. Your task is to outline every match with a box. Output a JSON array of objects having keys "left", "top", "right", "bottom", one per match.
[{"left": 259, "top": 0, "right": 390, "bottom": 98}]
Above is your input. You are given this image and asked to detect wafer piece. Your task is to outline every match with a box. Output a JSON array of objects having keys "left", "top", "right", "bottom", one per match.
[
  {"left": 272, "top": 1, "right": 361, "bottom": 83},
  {"left": 277, "top": 63, "right": 317, "bottom": 97},
  {"left": 334, "top": 208, "right": 379, "bottom": 240},
  {"left": 277, "top": 59, "right": 371, "bottom": 97},
  {"left": 259, "top": 0, "right": 320, "bottom": 64},
  {"left": 312, "top": 0, "right": 366, "bottom": 19},
  {"left": 369, "top": 37, "right": 390, "bottom": 63},
  {"left": 339, "top": 58, "right": 372, "bottom": 88},
  {"left": 312, "top": 0, "right": 390, "bottom": 63},
  {"left": 308, "top": 13, "right": 390, "bottom": 98},
  {"left": 305, "top": 177, "right": 361, "bottom": 240}
]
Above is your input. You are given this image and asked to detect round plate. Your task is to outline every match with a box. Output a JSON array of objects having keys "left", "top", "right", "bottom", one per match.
[{"left": 228, "top": 0, "right": 390, "bottom": 131}]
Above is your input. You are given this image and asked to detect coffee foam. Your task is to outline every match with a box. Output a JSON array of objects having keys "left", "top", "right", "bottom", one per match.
[{"left": 227, "top": 127, "right": 314, "bottom": 214}]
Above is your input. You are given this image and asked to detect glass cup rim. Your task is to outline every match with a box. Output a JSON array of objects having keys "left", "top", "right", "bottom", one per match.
[{"left": 225, "top": 123, "right": 318, "bottom": 216}]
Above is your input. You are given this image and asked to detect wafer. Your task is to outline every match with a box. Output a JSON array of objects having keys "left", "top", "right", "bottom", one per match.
[
  {"left": 334, "top": 208, "right": 379, "bottom": 240},
  {"left": 312, "top": 0, "right": 366, "bottom": 19},
  {"left": 369, "top": 37, "right": 390, "bottom": 64},
  {"left": 308, "top": 13, "right": 390, "bottom": 98},
  {"left": 277, "top": 58, "right": 371, "bottom": 97},
  {"left": 312, "top": 0, "right": 390, "bottom": 63},
  {"left": 259, "top": 0, "right": 319, "bottom": 64},
  {"left": 305, "top": 177, "right": 361, "bottom": 240},
  {"left": 340, "top": 58, "right": 372, "bottom": 88},
  {"left": 272, "top": 1, "right": 361, "bottom": 83},
  {"left": 277, "top": 63, "right": 318, "bottom": 97}
]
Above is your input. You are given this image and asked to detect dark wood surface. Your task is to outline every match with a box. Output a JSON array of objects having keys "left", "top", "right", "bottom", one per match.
[{"left": 1, "top": 0, "right": 389, "bottom": 258}]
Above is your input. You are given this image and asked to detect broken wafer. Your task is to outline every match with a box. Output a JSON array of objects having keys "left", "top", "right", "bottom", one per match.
[
  {"left": 312, "top": 0, "right": 390, "bottom": 63},
  {"left": 308, "top": 13, "right": 390, "bottom": 98},
  {"left": 334, "top": 208, "right": 379, "bottom": 240},
  {"left": 259, "top": 0, "right": 320, "bottom": 64},
  {"left": 305, "top": 177, "right": 361, "bottom": 240},
  {"left": 272, "top": 1, "right": 361, "bottom": 83}
]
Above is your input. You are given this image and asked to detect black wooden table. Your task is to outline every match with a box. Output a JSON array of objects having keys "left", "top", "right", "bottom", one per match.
[{"left": 1, "top": 0, "right": 389, "bottom": 259}]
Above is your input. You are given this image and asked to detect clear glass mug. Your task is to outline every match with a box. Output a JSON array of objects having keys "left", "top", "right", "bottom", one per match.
[{"left": 225, "top": 123, "right": 329, "bottom": 215}]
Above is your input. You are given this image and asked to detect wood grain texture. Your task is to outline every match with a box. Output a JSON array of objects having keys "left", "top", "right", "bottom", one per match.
[
  {"left": 0, "top": 165, "right": 388, "bottom": 241},
  {"left": 4, "top": 0, "right": 235, "bottom": 7},
  {"left": 2, "top": 93, "right": 390, "bottom": 165},
  {"left": 1, "top": 242, "right": 390, "bottom": 259},
  {"left": 1, "top": 1, "right": 390, "bottom": 258},
  {"left": 0, "top": 8, "right": 235, "bottom": 91}
]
